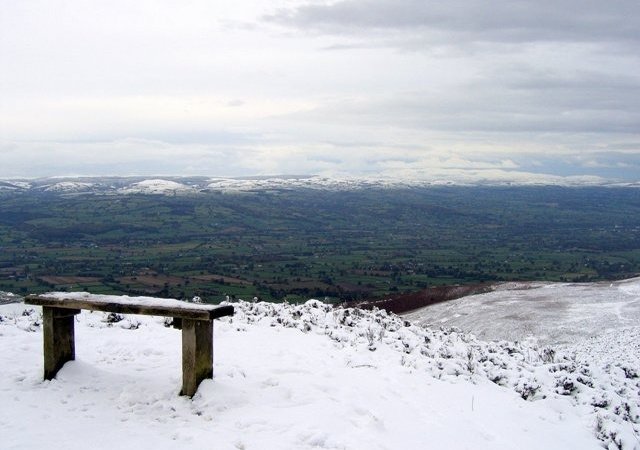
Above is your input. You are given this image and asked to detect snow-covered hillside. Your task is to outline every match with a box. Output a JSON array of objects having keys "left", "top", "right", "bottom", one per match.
[
  {"left": 1, "top": 294, "right": 639, "bottom": 449},
  {"left": 204, "top": 176, "right": 419, "bottom": 192},
  {"left": 202, "top": 175, "right": 619, "bottom": 192},
  {"left": 2, "top": 175, "right": 638, "bottom": 196},
  {"left": 118, "top": 179, "right": 195, "bottom": 195},
  {"left": 0, "top": 180, "right": 31, "bottom": 191},
  {"left": 404, "top": 277, "right": 640, "bottom": 346},
  {"left": 43, "top": 181, "right": 95, "bottom": 192}
]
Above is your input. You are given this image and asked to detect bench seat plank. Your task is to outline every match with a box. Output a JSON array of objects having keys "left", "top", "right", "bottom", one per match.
[{"left": 25, "top": 293, "right": 233, "bottom": 321}]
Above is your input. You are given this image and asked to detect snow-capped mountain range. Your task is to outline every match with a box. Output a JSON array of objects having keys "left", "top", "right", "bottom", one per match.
[{"left": 1, "top": 175, "right": 639, "bottom": 195}]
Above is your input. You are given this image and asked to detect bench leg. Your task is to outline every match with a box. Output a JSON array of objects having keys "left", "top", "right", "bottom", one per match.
[
  {"left": 181, "top": 319, "right": 213, "bottom": 397},
  {"left": 42, "top": 306, "right": 80, "bottom": 380}
]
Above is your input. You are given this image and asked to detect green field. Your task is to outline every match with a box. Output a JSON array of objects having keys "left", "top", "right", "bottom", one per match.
[{"left": 1, "top": 186, "right": 639, "bottom": 303}]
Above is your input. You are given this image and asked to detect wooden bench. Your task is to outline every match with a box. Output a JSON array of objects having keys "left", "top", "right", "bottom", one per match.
[{"left": 24, "top": 293, "right": 234, "bottom": 397}]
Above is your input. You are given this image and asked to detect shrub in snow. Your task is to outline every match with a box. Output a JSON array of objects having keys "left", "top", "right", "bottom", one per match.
[
  {"left": 119, "top": 319, "right": 140, "bottom": 330},
  {"left": 539, "top": 346, "right": 556, "bottom": 364},
  {"left": 101, "top": 312, "right": 139, "bottom": 329},
  {"left": 620, "top": 365, "right": 638, "bottom": 380},
  {"left": 591, "top": 392, "right": 611, "bottom": 409},
  {"left": 226, "top": 299, "right": 640, "bottom": 448},
  {"left": 364, "top": 325, "right": 379, "bottom": 351},
  {"left": 515, "top": 377, "right": 541, "bottom": 400},
  {"left": 465, "top": 348, "right": 477, "bottom": 374},
  {"left": 554, "top": 374, "right": 578, "bottom": 396},
  {"left": 104, "top": 312, "right": 124, "bottom": 324},
  {"left": 487, "top": 369, "right": 508, "bottom": 386},
  {"left": 594, "top": 417, "right": 628, "bottom": 450}
]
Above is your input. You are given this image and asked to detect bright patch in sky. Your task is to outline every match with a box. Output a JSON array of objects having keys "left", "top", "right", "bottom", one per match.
[{"left": 1, "top": 0, "right": 639, "bottom": 181}]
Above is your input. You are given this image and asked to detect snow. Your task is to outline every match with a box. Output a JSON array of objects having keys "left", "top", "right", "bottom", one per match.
[
  {"left": 402, "top": 278, "right": 640, "bottom": 448},
  {"left": 0, "top": 180, "right": 31, "bottom": 190},
  {"left": 404, "top": 278, "right": 640, "bottom": 346},
  {"left": 43, "top": 181, "right": 95, "bottom": 192},
  {"left": 1, "top": 176, "right": 638, "bottom": 197},
  {"left": 2, "top": 293, "right": 639, "bottom": 449},
  {"left": 203, "top": 175, "right": 627, "bottom": 193},
  {"left": 41, "top": 291, "right": 225, "bottom": 311},
  {"left": 205, "top": 176, "right": 400, "bottom": 192},
  {"left": 118, "top": 179, "right": 194, "bottom": 194},
  {"left": 0, "top": 291, "right": 22, "bottom": 305}
]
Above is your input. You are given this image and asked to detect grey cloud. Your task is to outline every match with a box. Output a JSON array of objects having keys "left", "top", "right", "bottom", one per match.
[
  {"left": 282, "top": 71, "right": 640, "bottom": 135},
  {"left": 44, "top": 130, "right": 261, "bottom": 146},
  {"left": 365, "top": 156, "right": 421, "bottom": 165},
  {"left": 512, "top": 152, "right": 640, "bottom": 180},
  {"left": 2, "top": 1, "right": 638, "bottom": 183},
  {"left": 267, "top": 0, "right": 640, "bottom": 45},
  {"left": 605, "top": 142, "right": 640, "bottom": 151},
  {"left": 0, "top": 139, "right": 255, "bottom": 178},
  {"left": 574, "top": 152, "right": 640, "bottom": 168},
  {"left": 308, "top": 155, "right": 344, "bottom": 164}
]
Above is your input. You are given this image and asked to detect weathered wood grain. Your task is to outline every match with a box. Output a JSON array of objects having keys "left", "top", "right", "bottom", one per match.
[
  {"left": 181, "top": 318, "right": 214, "bottom": 397},
  {"left": 42, "top": 306, "right": 80, "bottom": 380}
]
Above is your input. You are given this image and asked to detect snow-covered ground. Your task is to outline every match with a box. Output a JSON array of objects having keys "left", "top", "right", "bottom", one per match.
[
  {"left": 1, "top": 287, "right": 639, "bottom": 449},
  {"left": 3, "top": 175, "right": 636, "bottom": 197},
  {"left": 43, "top": 181, "right": 95, "bottom": 192},
  {"left": 0, "top": 180, "right": 31, "bottom": 191},
  {"left": 403, "top": 277, "right": 640, "bottom": 346},
  {"left": 118, "top": 179, "right": 195, "bottom": 195},
  {"left": 204, "top": 176, "right": 418, "bottom": 192},
  {"left": 204, "top": 175, "right": 617, "bottom": 193}
]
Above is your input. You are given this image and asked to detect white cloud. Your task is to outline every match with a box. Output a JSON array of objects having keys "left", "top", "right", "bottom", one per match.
[{"left": 0, "top": 0, "right": 638, "bottom": 181}]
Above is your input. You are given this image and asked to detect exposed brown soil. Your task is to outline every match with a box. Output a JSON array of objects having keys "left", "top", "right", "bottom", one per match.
[
  {"left": 38, "top": 276, "right": 100, "bottom": 285},
  {"left": 350, "top": 283, "right": 495, "bottom": 315},
  {"left": 190, "top": 274, "right": 251, "bottom": 285},
  {"left": 266, "top": 280, "right": 334, "bottom": 290},
  {"left": 118, "top": 274, "right": 185, "bottom": 287}
]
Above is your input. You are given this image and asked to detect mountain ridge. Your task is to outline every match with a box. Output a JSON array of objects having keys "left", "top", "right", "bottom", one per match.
[{"left": 2, "top": 175, "right": 639, "bottom": 195}]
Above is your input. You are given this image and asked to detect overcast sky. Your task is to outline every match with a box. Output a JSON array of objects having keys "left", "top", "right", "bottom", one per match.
[{"left": 1, "top": 0, "right": 639, "bottom": 182}]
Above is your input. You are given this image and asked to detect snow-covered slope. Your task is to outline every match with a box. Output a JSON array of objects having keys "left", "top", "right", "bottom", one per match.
[
  {"left": 3, "top": 175, "right": 637, "bottom": 196},
  {"left": 403, "top": 277, "right": 640, "bottom": 346},
  {"left": 43, "top": 181, "right": 95, "bottom": 192},
  {"left": 204, "top": 174, "right": 625, "bottom": 192},
  {"left": 0, "top": 180, "right": 31, "bottom": 190},
  {"left": 118, "top": 179, "right": 195, "bottom": 195},
  {"left": 1, "top": 297, "right": 639, "bottom": 449},
  {"left": 0, "top": 291, "right": 21, "bottom": 304},
  {"left": 204, "top": 176, "right": 414, "bottom": 192}
]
